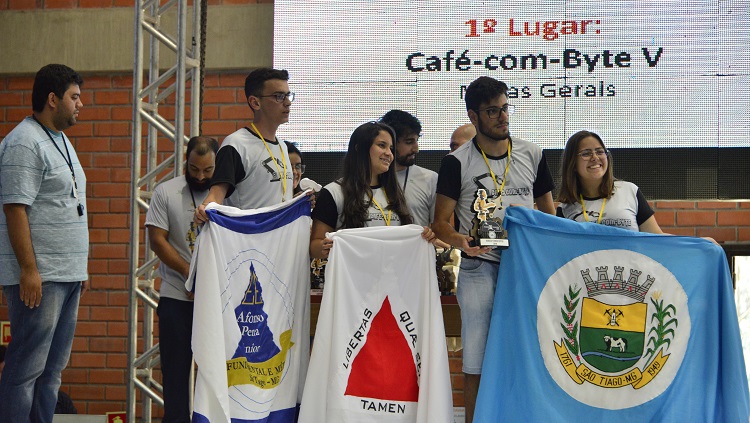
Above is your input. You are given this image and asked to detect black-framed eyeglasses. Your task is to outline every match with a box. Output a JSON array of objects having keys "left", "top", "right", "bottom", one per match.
[
  {"left": 475, "top": 104, "right": 515, "bottom": 119},
  {"left": 258, "top": 92, "right": 295, "bottom": 103},
  {"left": 577, "top": 148, "right": 608, "bottom": 160},
  {"left": 293, "top": 163, "right": 306, "bottom": 174}
]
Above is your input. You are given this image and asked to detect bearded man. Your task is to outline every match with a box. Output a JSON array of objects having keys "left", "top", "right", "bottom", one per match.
[
  {"left": 145, "top": 136, "right": 218, "bottom": 423},
  {"left": 432, "top": 76, "right": 556, "bottom": 422}
]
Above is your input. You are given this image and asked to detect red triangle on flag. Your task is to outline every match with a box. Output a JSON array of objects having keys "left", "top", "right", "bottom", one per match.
[{"left": 344, "top": 297, "right": 419, "bottom": 402}]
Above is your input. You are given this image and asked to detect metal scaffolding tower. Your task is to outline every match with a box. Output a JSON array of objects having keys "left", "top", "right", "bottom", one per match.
[{"left": 127, "top": 0, "right": 202, "bottom": 420}]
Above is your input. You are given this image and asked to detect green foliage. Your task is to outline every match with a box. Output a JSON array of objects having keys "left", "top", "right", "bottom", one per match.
[
  {"left": 560, "top": 285, "right": 582, "bottom": 356},
  {"left": 645, "top": 297, "right": 678, "bottom": 361}
]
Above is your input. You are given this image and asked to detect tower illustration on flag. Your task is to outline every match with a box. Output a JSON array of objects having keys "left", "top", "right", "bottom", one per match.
[
  {"left": 187, "top": 196, "right": 311, "bottom": 423},
  {"left": 475, "top": 207, "right": 750, "bottom": 422},
  {"left": 226, "top": 263, "right": 293, "bottom": 390},
  {"left": 299, "top": 225, "right": 453, "bottom": 423}
]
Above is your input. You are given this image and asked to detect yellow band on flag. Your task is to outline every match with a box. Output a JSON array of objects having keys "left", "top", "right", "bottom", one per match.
[
  {"left": 554, "top": 341, "right": 584, "bottom": 384},
  {"left": 632, "top": 350, "right": 669, "bottom": 389},
  {"left": 226, "top": 329, "right": 294, "bottom": 389},
  {"left": 580, "top": 297, "right": 647, "bottom": 332}
]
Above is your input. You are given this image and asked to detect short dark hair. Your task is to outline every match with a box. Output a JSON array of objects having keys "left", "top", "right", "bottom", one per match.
[
  {"left": 557, "top": 130, "right": 615, "bottom": 204},
  {"left": 32, "top": 64, "right": 84, "bottom": 113},
  {"left": 379, "top": 110, "right": 422, "bottom": 142},
  {"left": 186, "top": 136, "right": 219, "bottom": 158},
  {"left": 244, "top": 68, "right": 289, "bottom": 99},
  {"left": 464, "top": 76, "right": 508, "bottom": 111}
]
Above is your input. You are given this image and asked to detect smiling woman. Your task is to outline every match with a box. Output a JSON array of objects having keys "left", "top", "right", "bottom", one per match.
[
  {"left": 309, "top": 121, "right": 415, "bottom": 259},
  {"left": 556, "top": 130, "right": 664, "bottom": 233}
]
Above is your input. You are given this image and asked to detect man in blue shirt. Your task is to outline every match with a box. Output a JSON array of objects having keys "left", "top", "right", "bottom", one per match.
[{"left": 0, "top": 64, "right": 89, "bottom": 423}]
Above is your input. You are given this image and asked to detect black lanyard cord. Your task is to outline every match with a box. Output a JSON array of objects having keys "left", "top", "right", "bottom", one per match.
[
  {"left": 30, "top": 115, "right": 83, "bottom": 216},
  {"left": 31, "top": 116, "right": 76, "bottom": 181},
  {"left": 402, "top": 166, "right": 410, "bottom": 192}
]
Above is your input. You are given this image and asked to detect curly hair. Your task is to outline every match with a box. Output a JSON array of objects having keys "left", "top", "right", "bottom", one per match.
[{"left": 379, "top": 109, "right": 422, "bottom": 141}]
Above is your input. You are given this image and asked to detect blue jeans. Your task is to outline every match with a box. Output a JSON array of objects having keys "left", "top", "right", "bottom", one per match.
[
  {"left": 0, "top": 282, "right": 81, "bottom": 423},
  {"left": 456, "top": 257, "right": 500, "bottom": 374}
]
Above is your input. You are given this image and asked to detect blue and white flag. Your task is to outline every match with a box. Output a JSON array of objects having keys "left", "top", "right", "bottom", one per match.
[
  {"left": 299, "top": 225, "right": 453, "bottom": 423},
  {"left": 187, "top": 195, "right": 311, "bottom": 423},
  {"left": 476, "top": 207, "right": 749, "bottom": 422}
]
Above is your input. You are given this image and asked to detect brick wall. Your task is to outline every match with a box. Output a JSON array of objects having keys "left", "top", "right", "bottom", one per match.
[
  {"left": 654, "top": 201, "right": 750, "bottom": 241},
  {"left": 0, "top": 70, "right": 250, "bottom": 415}
]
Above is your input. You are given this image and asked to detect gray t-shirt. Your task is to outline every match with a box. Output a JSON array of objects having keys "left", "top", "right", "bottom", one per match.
[
  {"left": 556, "top": 180, "right": 654, "bottom": 231},
  {"left": 313, "top": 181, "right": 402, "bottom": 229},
  {"left": 145, "top": 176, "right": 209, "bottom": 301},
  {"left": 0, "top": 117, "right": 89, "bottom": 284},
  {"left": 211, "top": 127, "right": 294, "bottom": 209},
  {"left": 436, "top": 138, "right": 554, "bottom": 263},
  {"left": 397, "top": 165, "right": 437, "bottom": 227}
]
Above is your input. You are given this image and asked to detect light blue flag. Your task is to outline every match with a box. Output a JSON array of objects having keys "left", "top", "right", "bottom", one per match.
[{"left": 475, "top": 207, "right": 749, "bottom": 422}]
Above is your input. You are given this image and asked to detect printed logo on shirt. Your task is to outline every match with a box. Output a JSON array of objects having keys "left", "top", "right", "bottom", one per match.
[
  {"left": 600, "top": 218, "right": 635, "bottom": 228},
  {"left": 471, "top": 172, "right": 531, "bottom": 200},
  {"left": 571, "top": 211, "right": 634, "bottom": 229},
  {"left": 261, "top": 156, "right": 293, "bottom": 183},
  {"left": 367, "top": 211, "right": 401, "bottom": 224},
  {"left": 471, "top": 172, "right": 502, "bottom": 200}
]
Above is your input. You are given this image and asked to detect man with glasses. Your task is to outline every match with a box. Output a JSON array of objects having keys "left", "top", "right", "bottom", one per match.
[
  {"left": 194, "top": 68, "right": 296, "bottom": 223},
  {"left": 432, "top": 76, "right": 555, "bottom": 422},
  {"left": 190, "top": 69, "right": 312, "bottom": 421}
]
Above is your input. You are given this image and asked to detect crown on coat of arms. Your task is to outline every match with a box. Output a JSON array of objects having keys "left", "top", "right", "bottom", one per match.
[{"left": 581, "top": 266, "right": 654, "bottom": 302}]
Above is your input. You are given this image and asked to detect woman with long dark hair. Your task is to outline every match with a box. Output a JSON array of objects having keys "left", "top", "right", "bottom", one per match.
[{"left": 310, "top": 121, "right": 435, "bottom": 258}]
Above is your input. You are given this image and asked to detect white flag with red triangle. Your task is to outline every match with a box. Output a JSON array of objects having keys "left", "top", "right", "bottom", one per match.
[{"left": 299, "top": 225, "right": 453, "bottom": 423}]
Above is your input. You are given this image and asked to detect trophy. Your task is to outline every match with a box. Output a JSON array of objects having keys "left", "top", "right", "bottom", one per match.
[
  {"left": 469, "top": 188, "right": 509, "bottom": 249},
  {"left": 310, "top": 258, "right": 327, "bottom": 292}
]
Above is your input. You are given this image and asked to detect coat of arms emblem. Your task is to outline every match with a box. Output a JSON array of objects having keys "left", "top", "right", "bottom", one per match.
[{"left": 539, "top": 250, "right": 690, "bottom": 409}]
